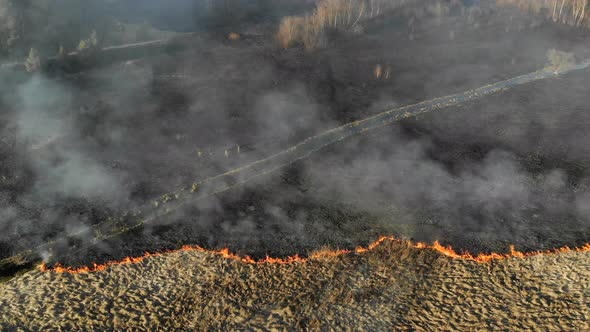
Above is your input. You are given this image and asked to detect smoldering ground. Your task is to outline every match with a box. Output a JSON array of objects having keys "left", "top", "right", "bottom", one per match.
[{"left": 1, "top": 1, "right": 590, "bottom": 269}]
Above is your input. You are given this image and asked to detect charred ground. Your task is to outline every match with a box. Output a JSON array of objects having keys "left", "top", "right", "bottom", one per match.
[{"left": 1, "top": 2, "right": 590, "bottom": 274}]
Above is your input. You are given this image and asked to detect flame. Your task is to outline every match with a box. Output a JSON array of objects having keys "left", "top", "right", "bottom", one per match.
[{"left": 38, "top": 237, "right": 590, "bottom": 274}]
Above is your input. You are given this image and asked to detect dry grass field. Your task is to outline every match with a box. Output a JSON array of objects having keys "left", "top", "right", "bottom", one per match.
[{"left": 1, "top": 239, "right": 589, "bottom": 330}]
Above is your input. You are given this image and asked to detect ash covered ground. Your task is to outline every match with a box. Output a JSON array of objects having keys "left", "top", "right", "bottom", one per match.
[{"left": 1, "top": 0, "right": 590, "bottom": 274}]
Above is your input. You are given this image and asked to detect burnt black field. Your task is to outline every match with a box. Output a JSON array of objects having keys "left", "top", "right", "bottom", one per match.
[{"left": 1, "top": 1, "right": 590, "bottom": 274}]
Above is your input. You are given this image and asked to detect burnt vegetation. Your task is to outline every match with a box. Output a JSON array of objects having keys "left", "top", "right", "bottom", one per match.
[{"left": 1, "top": 0, "right": 590, "bottom": 279}]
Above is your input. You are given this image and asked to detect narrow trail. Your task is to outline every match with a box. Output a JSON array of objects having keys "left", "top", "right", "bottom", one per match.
[{"left": 4, "top": 59, "right": 590, "bottom": 269}]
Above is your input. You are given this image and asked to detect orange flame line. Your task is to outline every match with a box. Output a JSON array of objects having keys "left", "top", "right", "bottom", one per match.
[{"left": 39, "top": 237, "right": 590, "bottom": 274}]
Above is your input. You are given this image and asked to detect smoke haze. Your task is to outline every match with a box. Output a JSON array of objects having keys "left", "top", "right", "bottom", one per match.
[{"left": 0, "top": 0, "right": 589, "bottom": 267}]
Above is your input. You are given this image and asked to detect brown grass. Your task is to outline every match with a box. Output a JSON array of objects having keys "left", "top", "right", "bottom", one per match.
[
  {"left": 1, "top": 240, "right": 589, "bottom": 330},
  {"left": 279, "top": 0, "right": 590, "bottom": 50},
  {"left": 278, "top": 0, "right": 416, "bottom": 50},
  {"left": 497, "top": 0, "right": 589, "bottom": 27},
  {"left": 277, "top": 0, "right": 590, "bottom": 49},
  {"left": 277, "top": 16, "right": 305, "bottom": 49}
]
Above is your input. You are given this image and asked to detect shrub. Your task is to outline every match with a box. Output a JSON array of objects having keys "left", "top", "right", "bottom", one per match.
[
  {"left": 545, "top": 48, "right": 576, "bottom": 70},
  {"left": 77, "top": 39, "right": 88, "bottom": 51},
  {"left": 57, "top": 45, "right": 65, "bottom": 58},
  {"left": 24, "top": 47, "right": 41, "bottom": 73},
  {"left": 373, "top": 64, "right": 391, "bottom": 79},
  {"left": 77, "top": 30, "right": 99, "bottom": 52},
  {"left": 228, "top": 32, "right": 241, "bottom": 41}
]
